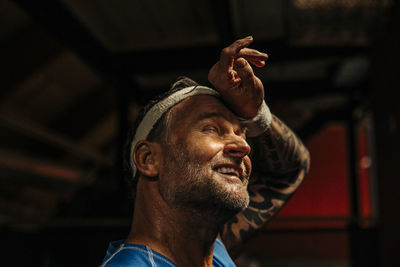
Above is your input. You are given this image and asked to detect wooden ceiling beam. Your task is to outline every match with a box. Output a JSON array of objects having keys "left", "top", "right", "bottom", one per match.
[
  {"left": 15, "top": 1, "right": 368, "bottom": 77},
  {"left": 14, "top": 0, "right": 113, "bottom": 78},
  {"left": 0, "top": 23, "right": 64, "bottom": 98},
  {"left": 0, "top": 113, "right": 113, "bottom": 167},
  {"left": 0, "top": 149, "right": 84, "bottom": 183},
  {"left": 47, "top": 84, "right": 116, "bottom": 140},
  {"left": 116, "top": 43, "right": 368, "bottom": 74}
]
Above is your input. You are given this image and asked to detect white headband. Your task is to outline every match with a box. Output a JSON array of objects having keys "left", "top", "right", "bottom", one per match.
[{"left": 130, "top": 85, "right": 220, "bottom": 177}]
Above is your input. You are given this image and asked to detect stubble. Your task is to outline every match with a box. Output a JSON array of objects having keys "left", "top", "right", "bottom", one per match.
[{"left": 158, "top": 142, "right": 250, "bottom": 218}]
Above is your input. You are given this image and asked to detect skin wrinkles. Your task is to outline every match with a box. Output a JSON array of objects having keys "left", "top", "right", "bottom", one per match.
[
  {"left": 157, "top": 95, "right": 252, "bottom": 219},
  {"left": 149, "top": 95, "right": 309, "bottom": 261},
  {"left": 124, "top": 37, "right": 309, "bottom": 266}
]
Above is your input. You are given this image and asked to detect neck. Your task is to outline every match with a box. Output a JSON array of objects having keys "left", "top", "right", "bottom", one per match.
[{"left": 126, "top": 179, "right": 227, "bottom": 267}]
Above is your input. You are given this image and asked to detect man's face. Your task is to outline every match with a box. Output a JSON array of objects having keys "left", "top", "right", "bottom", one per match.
[{"left": 157, "top": 95, "right": 252, "bottom": 215}]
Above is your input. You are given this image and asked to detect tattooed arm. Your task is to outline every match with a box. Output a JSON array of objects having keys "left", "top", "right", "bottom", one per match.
[
  {"left": 207, "top": 37, "right": 310, "bottom": 258},
  {"left": 220, "top": 114, "right": 310, "bottom": 258}
]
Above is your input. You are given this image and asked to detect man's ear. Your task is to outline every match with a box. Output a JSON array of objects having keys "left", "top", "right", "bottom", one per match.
[{"left": 133, "top": 140, "right": 161, "bottom": 178}]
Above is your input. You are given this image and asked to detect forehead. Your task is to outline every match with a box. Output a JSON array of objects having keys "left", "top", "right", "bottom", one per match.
[{"left": 168, "top": 95, "right": 239, "bottom": 127}]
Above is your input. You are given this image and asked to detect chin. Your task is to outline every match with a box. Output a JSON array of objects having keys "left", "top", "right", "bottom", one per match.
[{"left": 216, "top": 186, "right": 250, "bottom": 214}]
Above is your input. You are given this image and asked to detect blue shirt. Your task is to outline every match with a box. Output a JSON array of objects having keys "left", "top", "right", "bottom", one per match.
[{"left": 100, "top": 238, "right": 235, "bottom": 267}]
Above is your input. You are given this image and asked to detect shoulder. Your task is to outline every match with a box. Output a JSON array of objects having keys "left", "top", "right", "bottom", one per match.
[{"left": 100, "top": 241, "right": 176, "bottom": 267}]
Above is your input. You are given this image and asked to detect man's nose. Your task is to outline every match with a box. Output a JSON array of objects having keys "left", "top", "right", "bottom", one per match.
[{"left": 223, "top": 134, "right": 251, "bottom": 158}]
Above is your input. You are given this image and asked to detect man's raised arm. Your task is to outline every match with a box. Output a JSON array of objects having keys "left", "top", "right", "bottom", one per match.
[
  {"left": 208, "top": 37, "right": 310, "bottom": 258},
  {"left": 221, "top": 115, "right": 310, "bottom": 258}
]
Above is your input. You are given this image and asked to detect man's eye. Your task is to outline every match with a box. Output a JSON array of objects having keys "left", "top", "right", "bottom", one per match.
[{"left": 203, "top": 126, "right": 219, "bottom": 133}]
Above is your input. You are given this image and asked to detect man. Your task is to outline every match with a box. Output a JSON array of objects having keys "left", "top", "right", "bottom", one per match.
[{"left": 101, "top": 36, "right": 310, "bottom": 267}]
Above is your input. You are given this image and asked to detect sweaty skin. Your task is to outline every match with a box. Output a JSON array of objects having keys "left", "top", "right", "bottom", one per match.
[
  {"left": 161, "top": 96, "right": 252, "bottom": 215},
  {"left": 128, "top": 95, "right": 254, "bottom": 267},
  {"left": 127, "top": 37, "right": 310, "bottom": 266},
  {"left": 208, "top": 36, "right": 310, "bottom": 258},
  {"left": 208, "top": 36, "right": 268, "bottom": 119}
]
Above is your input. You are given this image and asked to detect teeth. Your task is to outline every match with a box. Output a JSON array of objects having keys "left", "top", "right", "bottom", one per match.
[{"left": 216, "top": 167, "right": 239, "bottom": 177}]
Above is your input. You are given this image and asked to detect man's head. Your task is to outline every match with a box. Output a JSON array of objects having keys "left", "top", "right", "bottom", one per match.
[
  {"left": 125, "top": 77, "right": 252, "bottom": 215},
  {"left": 123, "top": 77, "right": 198, "bottom": 192}
]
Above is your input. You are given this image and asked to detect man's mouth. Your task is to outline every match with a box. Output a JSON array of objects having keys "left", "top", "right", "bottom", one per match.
[
  {"left": 215, "top": 166, "right": 240, "bottom": 177},
  {"left": 213, "top": 164, "right": 245, "bottom": 182}
]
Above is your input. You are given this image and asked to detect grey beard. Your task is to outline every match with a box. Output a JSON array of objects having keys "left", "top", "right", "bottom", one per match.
[{"left": 159, "top": 143, "right": 250, "bottom": 219}]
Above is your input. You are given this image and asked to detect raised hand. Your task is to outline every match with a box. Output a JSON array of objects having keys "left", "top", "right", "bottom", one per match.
[{"left": 208, "top": 36, "right": 268, "bottom": 119}]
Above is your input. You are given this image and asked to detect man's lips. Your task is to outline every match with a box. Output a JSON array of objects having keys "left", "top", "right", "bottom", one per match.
[{"left": 213, "top": 164, "right": 244, "bottom": 181}]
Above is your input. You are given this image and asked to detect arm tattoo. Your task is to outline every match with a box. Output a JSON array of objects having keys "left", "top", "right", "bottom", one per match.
[{"left": 221, "top": 115, "right": 310, "bottom": 258}]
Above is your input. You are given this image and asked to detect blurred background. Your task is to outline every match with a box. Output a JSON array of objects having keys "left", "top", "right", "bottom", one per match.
[{"left": 0, "top": 0, "right": 399, "bottom": 266}]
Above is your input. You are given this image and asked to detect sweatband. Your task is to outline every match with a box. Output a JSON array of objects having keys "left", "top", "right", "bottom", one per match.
[
  {"left": 130, "top": 86, "right": 220, "bottom": 177},
  {"left": 238, "top": 101, "right": 272, "bottom": 137},
  {"left": 130, "top": 86, "right": 272, "bottom": 177}
]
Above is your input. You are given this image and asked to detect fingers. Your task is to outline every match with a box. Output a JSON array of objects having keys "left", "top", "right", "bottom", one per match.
[
  {"left": 237, "top": 48, "right": 268, "bottom": 61},
  {"left": 219, "top": 36, "right": 254, "bottom": 72},
  {"left": 247, "top": 58, "right": 266, "bottom": 68},
  {"left": 238, "top": 48, "right": 268, "bottom": 67},
  {"left": 219, "top": 37, "right": 268, "bottom": 72},
  {"left": 234, "top": 57, "right": 255, "bottom": 84}
]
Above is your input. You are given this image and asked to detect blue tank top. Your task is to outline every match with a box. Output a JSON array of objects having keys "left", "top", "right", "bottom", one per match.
[{"left": 100, "top": 238, "right": 235, "bottom": 267}]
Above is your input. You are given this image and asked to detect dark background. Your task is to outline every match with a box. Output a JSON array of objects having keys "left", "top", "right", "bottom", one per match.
[{"left": 0, "top": 0, "right": 399, "bottom": 266}]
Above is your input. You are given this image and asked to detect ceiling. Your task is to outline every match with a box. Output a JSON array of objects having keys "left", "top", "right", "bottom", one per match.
[{"left": 0, "top": 0, "right": 394, "bottom": 228}]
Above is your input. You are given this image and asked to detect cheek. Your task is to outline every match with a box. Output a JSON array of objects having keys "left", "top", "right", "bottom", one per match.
[
  {"left": 206, "top": 141, "right": 223, "bottom": 153},
  {"left": 244, "top": 156, "right": 252, "bottom": 176},
  {"left": 189, "top": 136, "right": 224, "bottom": 161}
]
